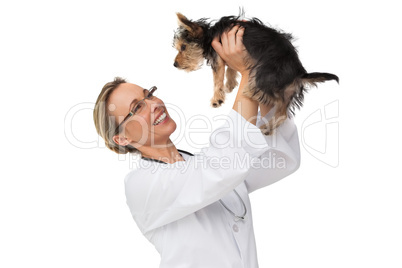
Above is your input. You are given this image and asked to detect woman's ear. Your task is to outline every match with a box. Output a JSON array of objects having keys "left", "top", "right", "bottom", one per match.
[
  {"left": 113, "top": 135, "right": 143, "bottom": 151},
  {"left": 112, "top": 135, "right": 130, "bottom": 146}
]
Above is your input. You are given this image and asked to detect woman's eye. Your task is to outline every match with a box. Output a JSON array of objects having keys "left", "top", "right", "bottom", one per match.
[
  {"left": 133, "top": 102, "right": 145, "bottom": 113},
  {"left": 181, "top": 44, "right": 186, "bottom": 51}
]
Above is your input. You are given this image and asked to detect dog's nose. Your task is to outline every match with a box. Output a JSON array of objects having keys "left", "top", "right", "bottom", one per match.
[{"left": 174, "top": 61, "right": 178, "bottom": 68}]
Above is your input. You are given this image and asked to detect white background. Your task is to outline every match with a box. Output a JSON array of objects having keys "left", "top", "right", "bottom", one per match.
[{"left": 1, "top": 0, "right": 401, "bottom": 267}]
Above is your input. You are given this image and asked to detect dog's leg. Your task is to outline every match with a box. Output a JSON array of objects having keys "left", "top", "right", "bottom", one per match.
[
  {"left": 260, "top": 100, "right": 288, "bottom": 136},
  {"left": 259, "top": 82, "right": 298, "bottom": 135},
  {"left": 224, "top": 67, "right": 238, "bottom": 93},
  {"left": 211, "top": 55, "right": 226, "bottom": 108}
]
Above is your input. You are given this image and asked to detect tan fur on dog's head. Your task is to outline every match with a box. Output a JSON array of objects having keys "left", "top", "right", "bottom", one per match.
[
  {"left": 176, "top": 13, "right": 203, "bottom": 38},
  {"left": 173, "top": 13, "right": 205, "bottom": 71}
]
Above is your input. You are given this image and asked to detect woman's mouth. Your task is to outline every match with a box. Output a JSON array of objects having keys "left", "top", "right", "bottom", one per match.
[{"left": 153, "top": 111, "right": 169, "bottom": 126}]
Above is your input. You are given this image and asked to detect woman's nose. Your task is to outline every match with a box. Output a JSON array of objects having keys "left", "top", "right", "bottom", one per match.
[{"left": 146, "top": 99, "right": 163, "bottom": 113}]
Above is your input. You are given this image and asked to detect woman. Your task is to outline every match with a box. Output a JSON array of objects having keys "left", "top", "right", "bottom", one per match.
[{"left": 94, "top": 26, "right": 300, "bottom": 267}]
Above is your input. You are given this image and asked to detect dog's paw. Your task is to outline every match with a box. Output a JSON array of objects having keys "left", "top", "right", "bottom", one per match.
[
  {"left": 224, "top": 80, "right": 238, "bottom": 93},
  {"left": 260, "top": 125, "right": 274, "bottom": 136},
  {"left": 211, "top": 98, "right": 224, "bottom": 108},
  {"left": 261, "top": 129, "right": 271, "bottom": 136},
  {"left": 211, "top": 87, "right": 226, "bottom": 108}
]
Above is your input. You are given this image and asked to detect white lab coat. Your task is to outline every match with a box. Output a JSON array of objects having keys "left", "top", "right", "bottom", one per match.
[{"left": 124, "top": 108, "right": 300, "bottom": 268}]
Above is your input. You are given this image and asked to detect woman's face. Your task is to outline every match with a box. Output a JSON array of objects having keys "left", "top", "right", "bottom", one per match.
[{"left": 109, "top": 83, "right": 176, "bottom": 148}]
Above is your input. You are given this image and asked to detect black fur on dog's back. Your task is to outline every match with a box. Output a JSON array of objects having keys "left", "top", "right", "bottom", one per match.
[
  {"left": 203, "top": 16, "right": 307, "bottom": 85},
  {"left": 199, "top": 15, "right": 338, "bottom": 114}
]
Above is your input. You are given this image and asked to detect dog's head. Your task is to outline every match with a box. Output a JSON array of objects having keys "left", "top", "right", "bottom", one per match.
[{"left": 173, "top": 13, "right": 206, "bottom": 72}]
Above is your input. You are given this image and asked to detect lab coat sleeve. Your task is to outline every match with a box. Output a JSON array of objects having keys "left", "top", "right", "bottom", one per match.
[
  {"left": 124, "top": 109, "right": 270, "bottom": 234},
  {"left": 244, "top": 108, "right": 301, "bottom": 193}
]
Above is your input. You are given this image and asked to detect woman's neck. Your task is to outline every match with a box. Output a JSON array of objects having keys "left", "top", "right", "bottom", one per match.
[{"left": 139, "top": 140, "right": 184, "bottom": 164}]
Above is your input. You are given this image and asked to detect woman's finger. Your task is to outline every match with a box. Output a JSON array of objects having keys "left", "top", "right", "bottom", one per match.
[
  {"left": 221, "top": 30, "right": 229, "bottom": 53},
  {"left": 235, "top": 27, "right": 245, "bottom": 51},
  {"left": 211, "top": 36, "right": 223, "bottom": 55},
  {"left": 227, "top": 25, "right": 240, "bottom": 52}
]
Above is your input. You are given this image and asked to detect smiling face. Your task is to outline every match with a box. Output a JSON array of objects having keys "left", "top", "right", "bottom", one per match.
[{"left": 108, "top": 83, "right": 176, "bottom": 150}]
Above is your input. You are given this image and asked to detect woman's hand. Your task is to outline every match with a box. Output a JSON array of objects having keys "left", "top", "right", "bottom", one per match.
[
  {"left": 212, "top": 25, "right": 258, "bottom": 125},
  {"left": 211, "top": 25, "right": 249, "bottom": 76}
]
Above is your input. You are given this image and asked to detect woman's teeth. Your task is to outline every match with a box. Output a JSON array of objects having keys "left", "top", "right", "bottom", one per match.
[{"left": 153, "top": 112, "right": 167, "bottom": 125}]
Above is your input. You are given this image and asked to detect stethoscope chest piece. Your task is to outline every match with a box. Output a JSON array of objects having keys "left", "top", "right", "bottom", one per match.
[{"left": 219, "top": 189, "right": 247, "bottom": 221}]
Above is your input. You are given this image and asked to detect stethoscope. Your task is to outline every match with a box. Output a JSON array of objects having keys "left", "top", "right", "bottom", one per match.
[{"left": 141, "top": 149, "right": 247, "bottom": 221}]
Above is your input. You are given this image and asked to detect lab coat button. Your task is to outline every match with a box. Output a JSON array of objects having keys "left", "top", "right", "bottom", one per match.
[{"left": 232, "top": 224, "right": 239, "bottom": 232}]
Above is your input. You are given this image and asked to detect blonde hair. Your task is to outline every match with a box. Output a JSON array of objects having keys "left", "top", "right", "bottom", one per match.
[{"left": 93, "top": 77, "right": 139, "bottom": 154}]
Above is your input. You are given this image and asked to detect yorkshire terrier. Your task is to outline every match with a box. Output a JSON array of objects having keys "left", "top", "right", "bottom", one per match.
[{"left": 173, "top": 12, "right": 339, "bottom": 135}]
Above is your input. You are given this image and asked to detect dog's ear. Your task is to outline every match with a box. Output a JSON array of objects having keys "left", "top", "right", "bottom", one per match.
[{"left": 176, "top": 12, "right": 203, "bottom": 39}]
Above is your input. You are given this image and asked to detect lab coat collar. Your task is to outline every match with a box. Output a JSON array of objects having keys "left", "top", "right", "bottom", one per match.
[{"left": 141, "top": 149, "right": 194, "bottom": 164}]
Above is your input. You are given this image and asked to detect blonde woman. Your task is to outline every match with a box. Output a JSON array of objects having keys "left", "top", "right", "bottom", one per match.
[{"left": 94, "top": 26, "right": 300, "bottom": 268}]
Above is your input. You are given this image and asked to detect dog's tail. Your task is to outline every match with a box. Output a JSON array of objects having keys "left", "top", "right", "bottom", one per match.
[
  {"left": 301, "top": 72, "right": 339, "bottom": 87},
  {"left": 287, "top": 72, "right": 339, "bottom": 116}
]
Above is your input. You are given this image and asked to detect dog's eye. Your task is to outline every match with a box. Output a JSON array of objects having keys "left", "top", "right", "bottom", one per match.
[{"left": 181, "top": 44, "right": 186, "bottom": 51}]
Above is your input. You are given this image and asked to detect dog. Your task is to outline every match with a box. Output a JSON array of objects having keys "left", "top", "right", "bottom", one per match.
[{"left": 173, "top": 12, "right": 339, "bottom": 135}]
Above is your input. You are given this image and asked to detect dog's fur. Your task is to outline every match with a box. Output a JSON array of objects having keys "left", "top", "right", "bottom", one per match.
[{"left": 173, "top": 12, "right": 339, "bottom": 135}]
